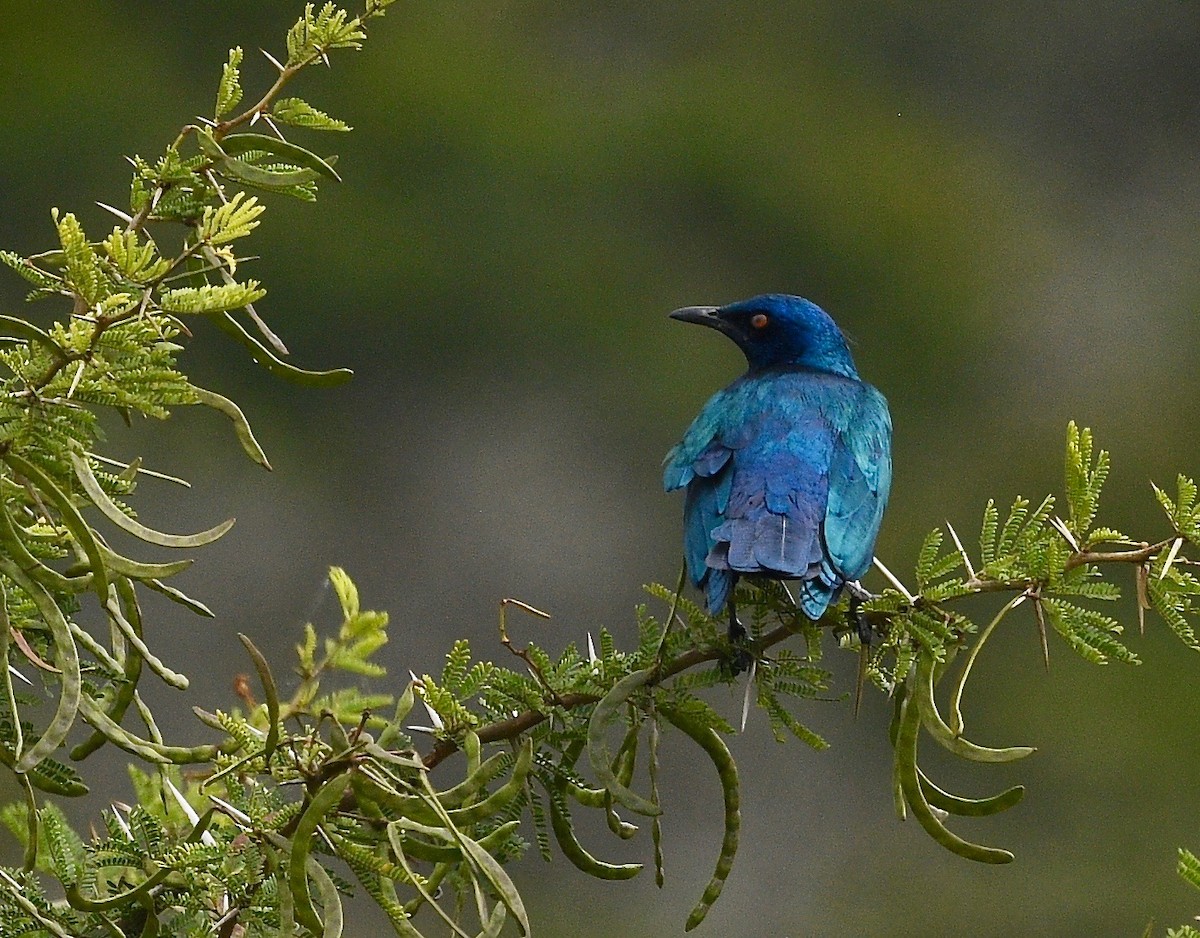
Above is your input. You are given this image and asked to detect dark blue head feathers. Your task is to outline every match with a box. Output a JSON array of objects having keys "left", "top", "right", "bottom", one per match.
[{"left": 669, "top": 293, "right": 858, "bottom": 378}]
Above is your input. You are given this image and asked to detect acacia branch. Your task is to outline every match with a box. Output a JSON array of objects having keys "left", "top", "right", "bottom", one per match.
[{"left": 421, "top": 533, "right": 1186, "bottom": 770}]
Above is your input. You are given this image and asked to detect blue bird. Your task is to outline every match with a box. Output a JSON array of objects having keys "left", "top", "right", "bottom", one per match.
[{"left": 663, "top": 294, "right": 891, "bottom": 644}]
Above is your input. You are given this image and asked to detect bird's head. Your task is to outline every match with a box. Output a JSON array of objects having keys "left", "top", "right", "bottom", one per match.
[{"left": 669, "top": 293, "right": 859, "bottom": 377}]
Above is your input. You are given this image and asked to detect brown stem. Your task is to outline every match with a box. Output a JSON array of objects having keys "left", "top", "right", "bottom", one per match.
[
  {"left": 420, "top": 533, "right": 1187, "bottom": 771},
  {"left": 421, "top": 619, "right": 804, "bottom": 770}
]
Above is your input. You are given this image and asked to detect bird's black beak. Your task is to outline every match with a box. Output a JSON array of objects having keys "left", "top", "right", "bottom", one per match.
[{"left": 668, "top": 305, "right": 723, "bottom": 329}]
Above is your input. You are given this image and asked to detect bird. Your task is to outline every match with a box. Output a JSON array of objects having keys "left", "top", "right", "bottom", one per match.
[{"left": 663, "top": 293, "right": 891, "bottom": 648}]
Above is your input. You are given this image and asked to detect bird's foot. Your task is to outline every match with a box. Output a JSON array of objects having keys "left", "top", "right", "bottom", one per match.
[
  {"left": 848, "top": 594, "right": 873, "bottom": 646},
  {"left": 845, "top": 579, "right": 875, "bottom": 603},
  {"left": 721, "top": 612, "right": 754, "bottom": 677}
]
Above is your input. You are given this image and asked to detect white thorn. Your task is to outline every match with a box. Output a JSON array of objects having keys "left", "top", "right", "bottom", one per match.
[
  {"left": 873, "top": 556, "right": 916, "bottom": 603},
  {"left": 250, "top": 111, "right": 261, "bottom": 126},
  {"left": 164, "top": 777, "right": 217, "bottom": 846},
  {"left": 208, "top": 795, "right": 252, "bottom": 828},
  {"left": 586, "top": 631, "right": 598, "bottom": 664},
  {"left": 740, "top": 659, "right": 756, "bottom": 732},
  {"left": 1048, "top": 516, "right": 1080, "bottom": 552},
  {"left": 405, "top": 725, "right": 440, "bottom": 736},
  {"left": 260, "top": 48, "right": 286, "bottom": 72},
  {"left": 66, "top": 360, "right": 85, "bottom": 400},
  {"left": 195, "top": 116, "right": 217, "bottom": 127},
  {"left": 7, "top": 665, "right": 31, "bottom": 686},
  {"left": 945, "top": 521, "right": 975, "bottom": 579},
  {"left": 95, "top": 201, "right": 134, "bottom": 223},
  {"left": 109, "top": 806, "right": 133, "bottom": 839},
  {"left": 419, "top": 697, "right": 443, "bottom": 730},
  {"left": 1160, "top": 537, "right": 1185, "bottom": 580}
]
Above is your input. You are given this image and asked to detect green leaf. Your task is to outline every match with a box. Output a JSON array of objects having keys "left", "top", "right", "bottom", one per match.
[
  {"left": 286, "top": 3, "right": 367, "bottom": 67},
  {"left": 102, "top": 228, "right": 170, "bottom": 283},
  {"left": 197, "top": 192, "right": 265, "bottom": 245},
  {"left": 54, "top": 211, "right": 108, "bottom": 305},
  {"left": 272, "top": 97, "right": 352, "bottom": 131},
  {"left": 215, "top": 46, "right": 244, "bottom": 118},
  {"left": 1180, "top": 848, "right": 1200, "bottom": 891},
  {"left": 160, "top": 280, "right": 266, "bottom": 314}
]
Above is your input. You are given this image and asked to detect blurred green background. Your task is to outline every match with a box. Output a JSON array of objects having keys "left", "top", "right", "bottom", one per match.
[{"left": 3, "top": 1, "right": 1200, "bottom": 934}]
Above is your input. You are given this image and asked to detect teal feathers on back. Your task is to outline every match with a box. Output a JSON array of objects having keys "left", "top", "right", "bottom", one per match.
[{"left": 664, "top": 294, "right": 891, "bottom": 624}]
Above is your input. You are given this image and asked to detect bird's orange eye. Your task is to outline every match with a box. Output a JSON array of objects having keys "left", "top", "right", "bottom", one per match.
[{"left": 750, "top": 313, "right": 769, "bottom": 329}]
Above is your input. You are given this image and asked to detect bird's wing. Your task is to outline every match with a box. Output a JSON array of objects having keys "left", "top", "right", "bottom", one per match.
[
  {"left": 663, "top": 385, "right": 739, "bottom": 492},
  {"left": 665, "top": 385, "right": 743, "bottom": 594},
  {"left": 822, "top": 383, "right": 892, "bottom": 580}
]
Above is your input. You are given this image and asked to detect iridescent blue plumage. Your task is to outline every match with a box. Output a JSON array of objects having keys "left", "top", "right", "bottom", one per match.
[{"left": 664, "top": 294, "right": 891, "bottom": 626}]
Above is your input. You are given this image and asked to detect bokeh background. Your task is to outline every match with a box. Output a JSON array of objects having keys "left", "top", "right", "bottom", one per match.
[{"left": 3, "top": 2, "right": 1200, "bottom": 935}]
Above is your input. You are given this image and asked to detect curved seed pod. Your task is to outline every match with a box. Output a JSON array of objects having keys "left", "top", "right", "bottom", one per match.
[
  {"left": 444, "top": 739, "right": 532, "bottom": 825},
  {"left": 196, "top": 129, "right": 323, "bottom": 188},
  {"left": 400, "top": 862, "right": 453, "bottom": 918},
  {"left": 649, "top": 717, "right": 665, "bottom": 887},
  {"left": 77, "top": 695, "right": 221, "bottom": 764},
  {"left": 72, "top": 578, "right": 144, "bottom": 761},
  {"left": 546, "top": 779, "right": 642, "bottom": 881},
  {"left": 0, "top": 559, "right": 81, "bottom": 772},
  {"left": 587, "top": 668, "right": 662, "bottom": 817},
  {"left": 191, "top": 386, "right": 271, "bottom": 470},
  {"left": 143, "top": 577, "right": 214, "bottom": 617},
  {"left": 479, "top": 904, "right": 506, "bottom": 938},
  {"left": 606, "top": 723, "right": 639, "bottom": 838},
  {"left": 308, "top": 857, "right": 344, "bottom": 938},
  {"left": 455, "top": 832, "right": 530, "bottom": 937},
  {"left": 914, "top": 651, "right": 1034, "bottom": 763},
  {"left": 217, "top": 132, "right": 342, "bottom": 181},
  {"left": 435, "top": 751, "right": 509, "bottom": 808},
  {"left": 96, "top": 543, "right": 192, "bottom": 581},
  {"left": 104, "top": 590, "right": 187, "bottom": 690},
  {"left": 4, "top": 452, "right": 108, "bottom": 603},
  {"left": 388, "top": 819, "right": 524, "bottom": 867},
  {"left": 660, "top": 705, "right": 740, "bottom": 932},
  {"left": 463, "top": 729, "right": 482, "bottom": 776},
  {"left": 215, "top": 311, "right": 353, "bottom": 387},
  {"left": 237, "top": 633, "right": 280, "bottom": 763},
  {"left": 386, "top": 828, "right": 475, "bottom": 938},
  {"left": 563, "top": 777, "right": 607, "bottom": 809},
  {"left": 917, "top": 765, "right": 1025, "bottom": 817},
  {"left": 557, "top": 737, "right": 607, "bottom": 808},
  {"left": 290, "top": 772, "right": 353, "bottom": 936},
  {"left": 360, "top": 741, "right": 532, "bottom": 827},
  {"left": 69, "top": 451, "right": 234, "bottom": 548},
  {"left": 0, "top": 499, "right": 91, "bottom": 594},
  {"left": 895, "top": 689, "right": 1014, "bottom": 864}
]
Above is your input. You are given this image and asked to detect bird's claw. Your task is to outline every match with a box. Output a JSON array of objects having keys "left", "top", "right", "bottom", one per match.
[
  {"left": 722, "top": 610, "right": 754, "bottom": 677},
  {"left": 848, "top": 594, "right": 873, "bottom": 645}
]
